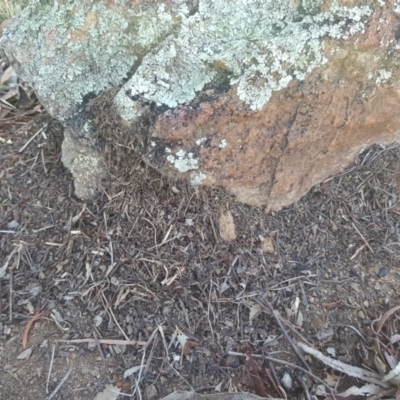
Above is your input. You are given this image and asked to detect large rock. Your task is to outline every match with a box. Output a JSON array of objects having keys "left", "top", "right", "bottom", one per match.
[{"left": 1, "top": 0, "right": 400, "bottom": 210}]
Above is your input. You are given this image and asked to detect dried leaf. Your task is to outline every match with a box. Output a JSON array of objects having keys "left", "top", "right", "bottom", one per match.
[
  {"left": 93, "top": 384, "right": 121, "bottom": 400},
  {"left": 17, "top": 348, "right": 32, "bottom": 360},
  {"left": 323, "top": 301, "right": 342, "bottom": 310},
  {"left": 326, "top": 347, "right": 336, "bottom": 357},
  {"left": 264, "top": 368, "right": 286, "bottom": 399},
  {"left": 383, "top": 361, "right": 400, "bottom": 385},
  {"left": 383, "top": 350, "right": 398, "bottom": 370},
  {"left": 390, "top": 334, "right": 400, "bottom": 344},
  {"left": 374, "top": 304, "right": 400, "bottom": 365},
  {"left": 93, "top": 315, "right": 103, "bottom": 327},
  {"left": 161, "top": 391, "right": 274, "bottom": 399},
  {"left": 219, "top": 281, "right": 230, "bottom": 294},
  {"left": 249, "top": 304, "right": 262, "bottom": 322},
  {"left": 325, "top": 395, "right": 370, "bottom": 400},
  {"left": 0, "top": 20, "right": 9, "bottom": 35},
  {"left": 177, "top": 331, "right": 188, "bottom": 351},
  {"left": 324, "top": 383, "right": 386, "bottom": 400},
  {"left": 1, "top": 87, "right": 18, "bottom": 101},
  {"left": 373, "top": 354, "right": 387, "bottom": 374},
  {"left": 183, "top": 340, "right": 200, "bottom": 355},
  {"left": 324, "top": 371, "right": 340, "bottom": 387},
  {"left": 17, "top": 85, "right": 34, "bottom": 109},
  {"left": 291, "top": 297, "right": 300, "bottom": 316},
  {"left": 315, "top": 329, "right": 334, "bottom": 341},
  {"left": 281, "top": 372, "right": 292, "bottom": 389},
  {"left": 295, "top": 310, "right": 303, "bottom": 328},
  {"left": 0, "top": 66, "right": 17, "bottom": 86},
  {"left": 343, "top": 384, "right": 387, "bottom": 396},
  {"left": 298, "top": 342, "right": 390, "bottom": 388},
  {"left": 242, "top": 354, "right": 268, "bottom": 398},
  {"left": 123, "top": 365, "right": 144, "bottom": 379}
]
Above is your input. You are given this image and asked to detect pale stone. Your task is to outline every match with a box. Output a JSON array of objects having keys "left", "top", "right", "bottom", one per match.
[
  {"left": 218, "top": 211, "right": 236, "bottom": 242},
  {"left": 260, "top": 237, "right": 275, "bottom": 254}
]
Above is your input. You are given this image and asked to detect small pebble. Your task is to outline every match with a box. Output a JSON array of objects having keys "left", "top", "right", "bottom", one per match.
[
  {"left": 358, "top": 310, "right": 365, "bottom": 319},
  {"left": 363, "top": 300, "right": 369, "bottom": 308},
  {"left": 378, "top": 267, "right": 389, "bottom": 278},
  {"left": 145, "top": 384, "right": 158, "bottom": 400}
]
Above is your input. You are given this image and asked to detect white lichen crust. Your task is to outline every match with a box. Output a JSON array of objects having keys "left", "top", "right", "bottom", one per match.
[
  {"left": 166, "top": 149, "right": 198, "bottom": 173},
  {"left": 190, "top": 171, "right": 207, "bottom": 186},
  {"left": 0, "top": 0, "right": 373, "bottom": 122},
  {"left": 0, "top": 0, "right": 182, "bottom": 119},
  {"left": 117, "top": 0, "right": 372, "bottom": 120}
]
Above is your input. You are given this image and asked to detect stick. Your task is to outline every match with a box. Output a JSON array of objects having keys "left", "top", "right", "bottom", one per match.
[
  {"left": 92, "top": 328, "right": 105, "bottom": 359},
  {"left": 132, "top": 328, "right": 159, "bottom": 398},
  {"left": 100, "top": 291, "right": 129, "bottom": 341},
  {"left": 297, "top": 342, "right": 389, "bottom": 388},
  {"left": 46, "top": 345, "right": 55, "bottom": 394},
  {"left": 103, "top": 212, "right": 115, "bottom": 275},
  {"left": 45, "top": 365, "right": 73, "bottom": 400},
  {"left": 19, "top": 123, "right": 48, "bottom": 153},
  {"left": 351, "top": 222, "right": 374, "bottom": 253},
  {"left": 228, "top": 351, "right": 335, "bottom": 397},
  {"left": 9, "top": 267, "right": 13, "bottom": 323},
  {"left": 57, "top": 338, "right": 147, "bottom": 346},
  {"left": 255, "top": 299, "right": 310, "bottom": 371},
  {"left": 158, "top": 325, "right": 170, "bottom": 360}
]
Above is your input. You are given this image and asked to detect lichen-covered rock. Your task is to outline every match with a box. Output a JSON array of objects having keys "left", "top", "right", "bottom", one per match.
[
  {"left": 115, "top": 0, "right": 373, "bottom": 119},
  {"left": 0, "top": 0, "right": 191, "bottom": 119},
  {"left": 0, "top": 0, "right": 194, "bottom": 197},
  {"left": 1, "top": 0, "right": 400, "bottom": 209}
]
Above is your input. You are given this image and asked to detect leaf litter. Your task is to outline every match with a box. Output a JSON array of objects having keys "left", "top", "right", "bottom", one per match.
[{"left": 0, "top": 75, "right": 400, "bottom": 399}]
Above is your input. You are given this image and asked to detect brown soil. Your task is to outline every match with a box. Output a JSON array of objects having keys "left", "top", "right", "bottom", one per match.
[{"left": 1, "top": 91, "right": 400, "bottom": 400}]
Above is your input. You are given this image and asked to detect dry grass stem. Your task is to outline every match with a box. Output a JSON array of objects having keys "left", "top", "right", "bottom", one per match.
[{"left": 57, "top": 338, "right": 147, "bottom": 346}]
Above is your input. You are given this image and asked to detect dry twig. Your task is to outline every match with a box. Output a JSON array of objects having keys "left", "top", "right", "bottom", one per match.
[
  {"left": 254, "top": 299, "right": 310, "bottom": 371},
  {"left": 45, "top": 345, "right": 55, "bottom": 394},
  {"left": 57, "top": 338, "right": 147, "bottom": 346},
  {"left": 228, "top": 351, "right": 335, "bottom": 397},
  {"left": 45, "top": 366, "right": 73, "bottom": 400}
]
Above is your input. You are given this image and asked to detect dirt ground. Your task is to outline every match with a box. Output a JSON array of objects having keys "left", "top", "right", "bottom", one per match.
[{"left": 1, "top": 86, "right": 400, "bottom": 400}]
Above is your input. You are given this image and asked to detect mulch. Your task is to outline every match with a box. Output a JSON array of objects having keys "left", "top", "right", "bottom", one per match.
[{"left": 1, "top": 78, "right": 400, "bottom": 400}]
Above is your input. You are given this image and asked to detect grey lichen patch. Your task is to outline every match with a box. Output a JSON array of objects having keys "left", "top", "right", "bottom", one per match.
[
  {"left": 195, "top": 137, "right": 207, "bottom": 146},
  {"left": 166, "top": 149, "right": 198, "bottom": 172},
  {"left": 376, "top": 69, "right": 392, "bottom": 85},
  {"left": 0, "top": 0, "right": 180, "bottom": 119},
  {"left": 116, "top": 0, "right": 372, "bottom": 121},
  {"left": 219, "top": 139, "right": 227, "bottom": 149},
  {"left": 190, "top": 171, "right": 206, "bottom": 186},
  {"left": 394, "top": 0, "right": 400, "bottom": 14}
]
